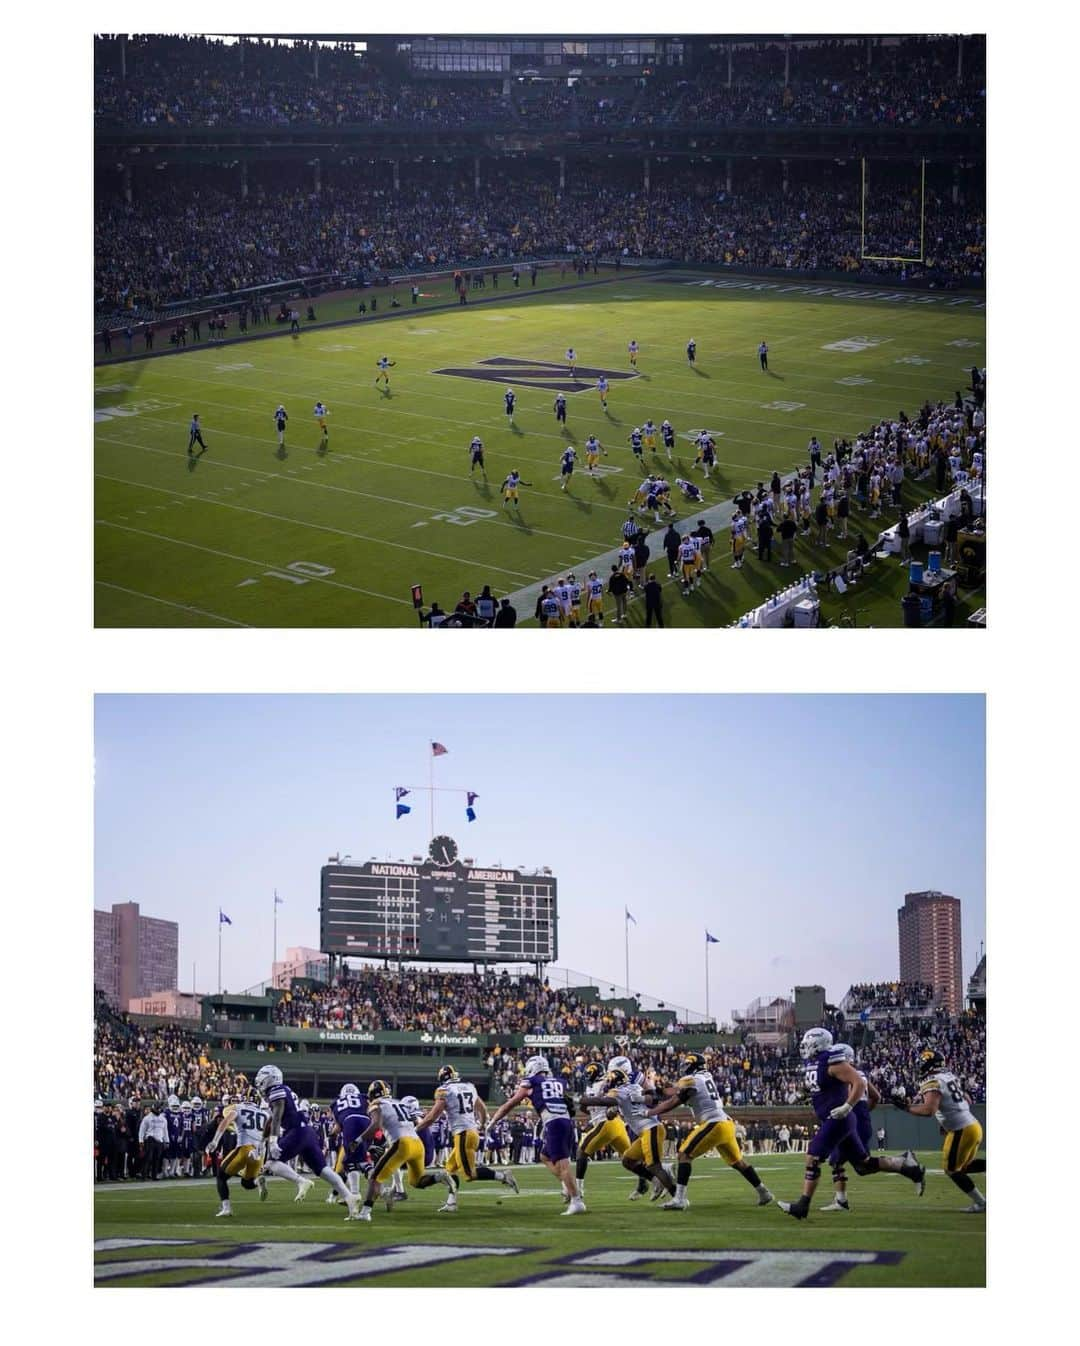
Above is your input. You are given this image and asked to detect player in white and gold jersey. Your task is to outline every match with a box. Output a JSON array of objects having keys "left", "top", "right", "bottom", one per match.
[
  {"left": 205, "top": 1096, "right": 282, "bottom": 1216},
  {"left": 584, "top": 435, "right": 604, "bottom": 473},
  {"left": 580, "top": 1066, "right": 675, "bottom": 1199},
  {"left": 355, "top": 1080, "right": 455, "bottom": 1220},
  {"left": 585, "top": 571, "right": 605, "bottom": 623},
  {"left": 574, "top": 1062, "right": 631, "bottom": 1200},
  {"left": 679, "top": 536, "right": 698, "bottom": 593},
  {"left": 416, "top": 1065, "right": 517, "bottom": 1211},
  {"left": 647, "top": 1054, "right": 773, "bottom": 1210},
  {"left": 901, "top": 1050, "right": 985, "bottom": 1212}
]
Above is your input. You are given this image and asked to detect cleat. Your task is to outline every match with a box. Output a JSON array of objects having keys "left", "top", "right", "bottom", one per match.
[
  {"left": 963, "top": 1201, "right": 986, "bottom": 1214},
  {"left": 257, "top": 1174, "right": 268, "bottom": 1201},
  {"left": 562, "top": 1198, "right": 586, "bottom": 1215},
  {"left": 912, "top": 1165, "right": 926, "bottom": 1197},
  {"left": 326, "top": 1191, "right": 338, "bottom": 1204},
  {"left": 214, "top": 1206, "right": 232, "bottom": 1218},
  {"left": 661, "top": 1198, "right": 689, "bottom": 1211},
  {"left": 294, "top": 1178, "right": 313, "bottom": 1203},
  {"left": 501, "top": 1172, "right": 519, "bottom": 1194},
  {"left": 627, "top": 1189, "right": 643, "bottom": 1201},
  {"left": 820, "top": 1199, "right": 850, "bottom": 1211},
  {"left": 354, "top": 1205, "right": 372, "bottom": 1222},
  {"left": 384, "top": 1188, "right": 396, "bottom": 1213},
  {"left": 437, "top": 1200, "right": 458, "bottom": 1213},
  {"left": 778, "top": 1199, "right": 809, "bottom": 1220},
  {"left": 756, "top": 1186, "right": 774, "bottom": 1207}
]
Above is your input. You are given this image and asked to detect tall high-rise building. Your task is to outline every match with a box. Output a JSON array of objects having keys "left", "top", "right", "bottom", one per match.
[
  {"left": 897, "top": 891, "right": 962, "bottom": 1014},
  {"left": 94, "top": 901, "right": 179, "bottom": 1008}
]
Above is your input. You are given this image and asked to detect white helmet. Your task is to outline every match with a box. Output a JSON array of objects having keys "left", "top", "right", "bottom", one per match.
[
  {"left": 298, "top": 1098, "right": 310, "bottom": 1114},
  {"left": 800, "top": 1028, "right": 834, "bottom": 1060},
  {"left": 180, "top": 1100, "right": 192, "bottom": 1113},
  {"left": 401, "top": 1095, "right": 420, "bottom": 1114},
  {"left": 338, "top": 1083, "right": 362, "bottom": 1102},
  {"left": 167, "top": 1094, "right": 180, "bottom": 1109},
  {"left": 524, "top": 1056, "right": 550, "bottom": 1077},
  {"left": 254, "top": 1064, "right": 283, "bottom": 1096},
  {"left": 188, "top": 1097, "right": 200, "bottom": 1108},
  {"left": 607, "top": 1055, "right": 633, "bottom": 1077}
]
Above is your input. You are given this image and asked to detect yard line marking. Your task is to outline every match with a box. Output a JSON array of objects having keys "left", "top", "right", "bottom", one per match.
[
  {"left": 94, "top": 473, "right": 540, "bottom": 582},
  {"left": 99, "top": 433, "right": 608, "bottom": 552},
  {"left": 96, "top": 521, "right": 413, "bottom": 608},
  {"left": 95, "top": 581, "right": 251, "bottom": 626}
]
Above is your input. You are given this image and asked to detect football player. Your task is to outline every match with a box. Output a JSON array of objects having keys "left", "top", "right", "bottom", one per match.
[
  {"left": 468, "top": 435, "right": 486, "bottom": 478},
  {"left": 274, "top": 405, "right": 288, "bottom": 451},
  {"left": 313, "top": 402, "right": 329, "bottom": 449},
  {"left": 585, "top": 571, "right": 605, "bottom": 624},
  {"left": 660, "top": 419, "right": 675, "bottom": 459},
  {"left": 416, "top": 1065, "right": 518, "bottom": 1212},
  {"left": 647, "top": 1053, "right": 773, "bottom": 1210},
  {"left": 376, "top": 356, "right": 396, "bottom": 389},
  {"left": 596, "top": 376, "right": 610, "bottom": 410},
  {"left": 560, "top": 445, "right": 576, "bottom": 491},
  {"left": 894, "top": 1049, "right": 985, "bottom": 1212},
  {"left": 642, "top": 419, "right": 658, "bottom": 454},
  {"left": 821, "top": 1068, "right": 880, "bottom": 1211},
  {"left": 327, "top": 1082, "right": 372, "bottom": 1205},
  {"left": 487, "top": 1055, "right": 585, "bottom": 1214},
  {"left": 255, "top": 1065, "right": 360, "bottom": 1217},
  {"left": 627, "top": 340, "right": 639, "bottom": 367},
  {"left": 554, "top": 392, "right": 567, "bottom": 425},
  {"left": 574, "top": 1062, "right": 632, "bottom": 1200},
  {"left": 777, "top": 1030, "right": 926, "bottom": 1220},
  {"left": 501, "top": 470, "right": 530, "bottom": 509},
  {"left": 565, "top": 347, "right": 577, "bottom": 378},
  {"left": 582, "top": 1066, "right": 675, "bottom": 1201},
  {"left": 356, "top": 1080, "right": 456, "bottom": 1221},
  {"left": 206, "top": 1092, "right": 277, "bottom": 1218},
  {"left": 584, "top": 435, "right": 604, "bottom": 474},
  {"left": 504, "top": 388, "right": 516, "bottom": 422}
]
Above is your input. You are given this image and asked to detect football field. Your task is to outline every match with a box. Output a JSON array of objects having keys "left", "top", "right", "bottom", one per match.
[
  {"left": 93, "top": 1151, "right": 985, "bottom": 1287},
  {"left": 94, "top": 271, "right": 985, "bottom": 627}
]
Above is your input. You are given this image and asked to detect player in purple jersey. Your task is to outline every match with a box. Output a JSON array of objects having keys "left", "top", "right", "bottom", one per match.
[
  {"left": 164, "top": 1096, "right": 183, "bottom": 1178},
  {"left": 487, "top": 1055, "right": 586, "bottom": 1214},
  {"left": 777, "top": 1029, "right": 925, "bottom": 1220},
  {"left": 255, "top": 1065, "right": 361, "bottom": 1219},
  {"left": 327, "top": 1083, "right": 373, "bottom": 1205},
  {"left": 822, "top": 1071, "right": 881, "bottom": 1211}
]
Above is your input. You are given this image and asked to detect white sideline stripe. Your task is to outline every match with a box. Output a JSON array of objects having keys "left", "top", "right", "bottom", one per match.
[
  {"left": 95, "top": 472, "right": 540, "bottom": 583},
  {"left": 94, "top": 580, "right": 251, "bottom": 626},
  {"left": 96, "top": 521, "right": 413, "bottom": 608}
]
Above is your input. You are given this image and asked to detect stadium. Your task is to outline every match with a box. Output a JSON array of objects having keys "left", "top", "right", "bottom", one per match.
[
  {"left": 93, "top": 32, "right": 986, "bottom": 629},
  {"left": 93, "top": 696, "right": 987, "bottom": 1289}
]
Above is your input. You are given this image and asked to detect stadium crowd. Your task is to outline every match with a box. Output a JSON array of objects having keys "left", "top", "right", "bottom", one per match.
[
  {"left": 94, "top": 160, "right": 984, "bottom": 324},
  {"left": 273, "top": 967, "right": 669, "bottom": 1036},
  {"left": 94, "top": 35, "right": 983, "bottom": 131},
  {"left": 844, "top": 980, "right": 937, "bottom": 1011}
]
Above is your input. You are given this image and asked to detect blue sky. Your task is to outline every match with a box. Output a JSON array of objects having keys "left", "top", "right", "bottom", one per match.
[{"left": 94, "top": 694, "right": 985, "bottom": 1019}]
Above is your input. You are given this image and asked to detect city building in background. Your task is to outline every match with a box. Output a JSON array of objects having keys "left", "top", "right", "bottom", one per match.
[
  {"left": 94, "top": 900, "right": 178, "bottom": 1008},
  {"left": 897, "top": 890, "right": 963, "bottom": 1013},
  {"left": 127, "top": 989, "right": 202, "bottom": 1019},
  {"left": 271, "top": 946, "right": 329, "bottom": 989}
]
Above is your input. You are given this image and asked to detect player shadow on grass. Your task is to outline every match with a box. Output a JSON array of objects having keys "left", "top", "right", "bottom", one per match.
[
  {"left": 509, "top": 422, "right": 524, "bottom": 436},
  {"left": 472, "top": 480, "right": 494, "bottom": 501},
  {"left": 765, "top": 370, "right": 784, "bottom": 380},
  {"left": 604, "top": 411, "right": 623, "bottom": 425},
  {"left": 692, "top": 367, "right": 711, "bottom": 378},
  {"left": 275, "top": 446, "right": 288, "bottom": 462},
  {"left": 591, "top": 478, "right": 615, "bottom": 500}
]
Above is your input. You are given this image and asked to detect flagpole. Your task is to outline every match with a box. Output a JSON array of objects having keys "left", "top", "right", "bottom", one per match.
[
  {"left": 217, "top": 915, "right": 222, "bottom": 995},
  {"left": 625, "top": 913, "right": 630, "bottom": 998},
  {"left": 273, "top": 889, "right": 279, "bottom": 981},
  {"left": 429, "top": 746, "right": 435, "bottom": 841},
  {"left": 705, "top": 939, "right": 710, "bottom": 1025}
]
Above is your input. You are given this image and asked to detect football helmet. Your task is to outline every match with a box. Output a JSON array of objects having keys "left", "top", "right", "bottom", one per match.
[
  {"left": 437, "top": 1065, "right": 459, "bottom": 1085},
  {"left": 681, "top": 1053, "right": 707, "bottom": 1073},
  {"left": 800, "top": 1028, "right": 834, "bottom": 1060},
  {"left": 401, "top": 1095, "right": 420, "bottom": 1114},
  {"left": 167, "top": 1094, "right": 180, "bottom": 1109},
  {"left": 298, "top": 1098, "right": 310, "bottom": 1114},
  {"left": 606, "top": 1067, "right": 630, "bottom": 1088},
  {"left": 367, "top": 1079, "right": 390, "bottom": 1102},
  {"left": 585, "top": 1063, "right": 602, "bottom": 1081},
  {"left": 187, "top": 1097, "right": 200, "bottom": 1109},
  {"left": 338, "top": 1083, "right": 361, "bottom": 1102},
  {"left": 607, "top": 1055, "right": 633, "bottom": 1077},
  {"left": 524, "top": 1056, "right": 551, "bottom": 1077},
  {"left": 180, "top": 1100, "right": 192, "bottom": 1113},
  {"left": 919, "top": 1048, "right": 946, "bottom": 1073},
  {"left": 254, "top": 1065, "right": 284, "bottom": 1096}
]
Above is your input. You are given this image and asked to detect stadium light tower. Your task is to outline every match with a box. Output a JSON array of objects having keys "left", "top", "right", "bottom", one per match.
[{"left": 327, "top": 852, "right": 351, "bottom": 864}]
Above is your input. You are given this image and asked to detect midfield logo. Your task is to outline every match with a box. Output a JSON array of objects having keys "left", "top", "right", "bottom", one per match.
[{"left": 433, "top": 356, "right": 639, "bottom": 394}]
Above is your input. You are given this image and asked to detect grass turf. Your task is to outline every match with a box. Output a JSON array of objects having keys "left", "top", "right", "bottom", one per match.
[
  {"left": 93, "top": 1150, "right": 984, "bottom": 1287},
  {"left": 94, "top": 271, "right": 985, "bottom": 627}
]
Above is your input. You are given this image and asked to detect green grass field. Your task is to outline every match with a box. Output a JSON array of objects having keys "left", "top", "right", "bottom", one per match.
[
  {"left": 93, "top": 1151, "right": 985, "bottom": 1286},
  {"left": 94, "top": 270, "right": 985, "bottom": 627}
]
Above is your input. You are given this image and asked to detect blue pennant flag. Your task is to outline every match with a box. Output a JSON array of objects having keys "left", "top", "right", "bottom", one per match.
[
  {"left": 467, "top": 791, "right": 479, "bottom": 806},
  {"left": 466, "top": 806, "right": 477, "bottom": 823},
  {"left": 396, "top": 803, "right": 412, "bottom": 819},
  {"left": 219, "top": 910, "right": 232, "bottom": 926},
  {"left": 626, "top": 908, "right": 637, "bottom": 926},
  {"left": 705, "top": 930, "right": 719, "bottom": 944},
  {"left": 395, "top": 787, "right": 410, "bottom": 801}
]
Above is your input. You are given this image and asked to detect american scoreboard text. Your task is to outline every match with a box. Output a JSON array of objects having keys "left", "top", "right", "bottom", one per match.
[{"left": 319, "top": 861, "right": 558, "bottom": 963}]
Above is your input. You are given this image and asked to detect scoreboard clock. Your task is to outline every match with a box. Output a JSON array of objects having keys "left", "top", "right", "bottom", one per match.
[{"left": 320, "top": 845, "right": 558, "bottom": 963}]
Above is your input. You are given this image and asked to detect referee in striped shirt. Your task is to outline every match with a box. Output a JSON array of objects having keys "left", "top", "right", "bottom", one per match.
[{"left": 621, "top": 515, "right": 639, "bottom": 544}]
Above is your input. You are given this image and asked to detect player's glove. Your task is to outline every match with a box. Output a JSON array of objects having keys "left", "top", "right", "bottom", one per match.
[
  {"left": 204, "top": 1146, "right": 215, "bottom": 1160},
  {"left": 889, "top": 1090, "right": 910, "bottom": 1112},
  {"left": 267, "top": 1140, "right": 282, "bottom": 1161},
  {"left": 828, "top": 1102, "right": 853, "bottom": 1120},
  {"left": 605, "top": 1107, "right": 619, "bottom": 1121}
]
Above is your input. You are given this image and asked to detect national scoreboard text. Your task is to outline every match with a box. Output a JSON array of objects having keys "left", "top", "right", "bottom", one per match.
[{"left": 320, "top": 860, "right": 558, "bottom": 963}]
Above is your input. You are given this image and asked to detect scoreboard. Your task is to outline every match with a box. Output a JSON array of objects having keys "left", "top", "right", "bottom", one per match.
[{"left": 320, "top": 857, "right": 558, "bottom": 963}]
